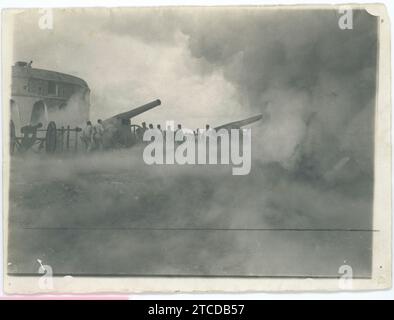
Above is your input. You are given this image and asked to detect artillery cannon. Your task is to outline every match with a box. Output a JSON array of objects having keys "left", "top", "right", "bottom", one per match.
[
  {"left": 102, "top": 99, "right": 161, "bottom": 148},
  {"left": 9, "top": 99, "right": 162, "bottom": 154},
  {"left": 214, "top": 114, "right": 263, "bottom": 131},
  {"left": 10, "top": 120, "right": 82, "bottom": 155}
]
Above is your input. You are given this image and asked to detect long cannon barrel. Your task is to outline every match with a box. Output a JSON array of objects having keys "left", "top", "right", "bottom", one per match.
[
  {"left": 103, "top": 99, "right": 161, "bottom": 125},
  {"left": 21, "top": 122, "right": 43, "bottom": 134},
  {"left": 214, "top": 114, "right": 263, "bottom": 131}
]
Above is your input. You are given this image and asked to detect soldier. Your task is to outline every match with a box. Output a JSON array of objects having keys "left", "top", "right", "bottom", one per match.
[
  {"left": 81, "top": 121, "right": 94, "bottom": 152},
  {"left": 157, "top": 124, "right": 164, "bottom": 139},
  {"left": 149, "top": 123, "right": 154, "bottom": 129},
  {"left": 175, "top": 124, "right": 185, "bottom": 143},
  {"left": 175, "top": 124, "right": 182, "bottom": 134},
  {"left": 93, "top": 119, "right": 105, "bottom": 150},
  {"left": 205, "top": 124, "right": 216, "bottom": 136},
  {"left": 136, "top": 122, "right": 147, "bottom": 142}
]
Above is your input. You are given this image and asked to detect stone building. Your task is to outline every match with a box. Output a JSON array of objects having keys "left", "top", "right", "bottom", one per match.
[{"left": 10, "top": 61, "right": 90, "bottom": 131}]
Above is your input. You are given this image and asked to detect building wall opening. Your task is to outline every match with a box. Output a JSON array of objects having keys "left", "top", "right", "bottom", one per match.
[
  {"left": 48, "top": 81, "right": 57, "bottom": 95},
  {"left": 10, "top": 99, "right": 22, "bottom": 131},
  {"left": 31, "top": 100, "right": 48, "bottom": 125}
]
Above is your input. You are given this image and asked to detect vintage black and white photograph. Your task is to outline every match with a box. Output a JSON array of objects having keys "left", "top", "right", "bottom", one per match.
[{"left": 2, "top": 5, "right": 391, "bottom": 292}]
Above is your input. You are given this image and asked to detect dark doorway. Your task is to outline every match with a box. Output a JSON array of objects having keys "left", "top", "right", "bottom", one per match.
[{"left": 31, "top": 100, "right": 47, "bottom": 125}]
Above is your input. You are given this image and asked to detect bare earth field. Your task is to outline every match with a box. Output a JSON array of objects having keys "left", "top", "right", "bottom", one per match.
[{"left": 7, "top": 148, "right": 373, "bottom": 277}]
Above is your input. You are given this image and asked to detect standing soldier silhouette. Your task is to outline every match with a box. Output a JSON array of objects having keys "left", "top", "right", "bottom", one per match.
[
  {"left": 81, "top": 121, "right": 94, "bottom": 152},
  {"left": 94, "top": 119, "right": 105, "bottom": 150}
]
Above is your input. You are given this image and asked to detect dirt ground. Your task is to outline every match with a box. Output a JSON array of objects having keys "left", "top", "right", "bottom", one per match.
[{"left": 7, "top": 149, "right": 373, "bottom": 277}]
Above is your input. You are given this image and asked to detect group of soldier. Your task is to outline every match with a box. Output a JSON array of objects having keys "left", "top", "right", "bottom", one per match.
[
  {"left": 81, "top": 119, "right": 105, "bottom": 152},
  {"left": 136, "top": 122, "right": 215, "bottom": 139},
  {"left": 80, "top": 119, "right": 216, "bottom": 152}
]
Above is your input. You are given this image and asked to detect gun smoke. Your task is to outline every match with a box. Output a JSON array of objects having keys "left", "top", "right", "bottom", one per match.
[{"left": 8, "top": 8, "right": 376, "bottom": 276}]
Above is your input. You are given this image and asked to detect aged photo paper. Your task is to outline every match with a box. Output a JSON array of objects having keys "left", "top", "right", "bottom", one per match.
[{"left": 1, "top": 4, "right": 391, "bottom": 293}]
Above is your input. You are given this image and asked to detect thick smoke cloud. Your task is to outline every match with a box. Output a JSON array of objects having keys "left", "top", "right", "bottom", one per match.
[
  {"left": 11, "top": 8, "right": 377, "bottom": 176},
  {"left": 8, "top": 8, "right": 377, "bottom": 276},
  {"left": 178, "top": 9, "right": 377, "bottom": 174}
]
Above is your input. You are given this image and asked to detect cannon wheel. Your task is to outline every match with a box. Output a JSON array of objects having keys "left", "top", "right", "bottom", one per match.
[
  {"left": 130, "top": 124, "right": 142, "bottom": 145},
  {"left": 45, "top": 121, "right": 57, "bottom": 153},
  {"left": 130, "top": 124, "right": 142, "bottom": 136},
  {"left": 10, "top": 120, "right": 16, "bottom": 155}
]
